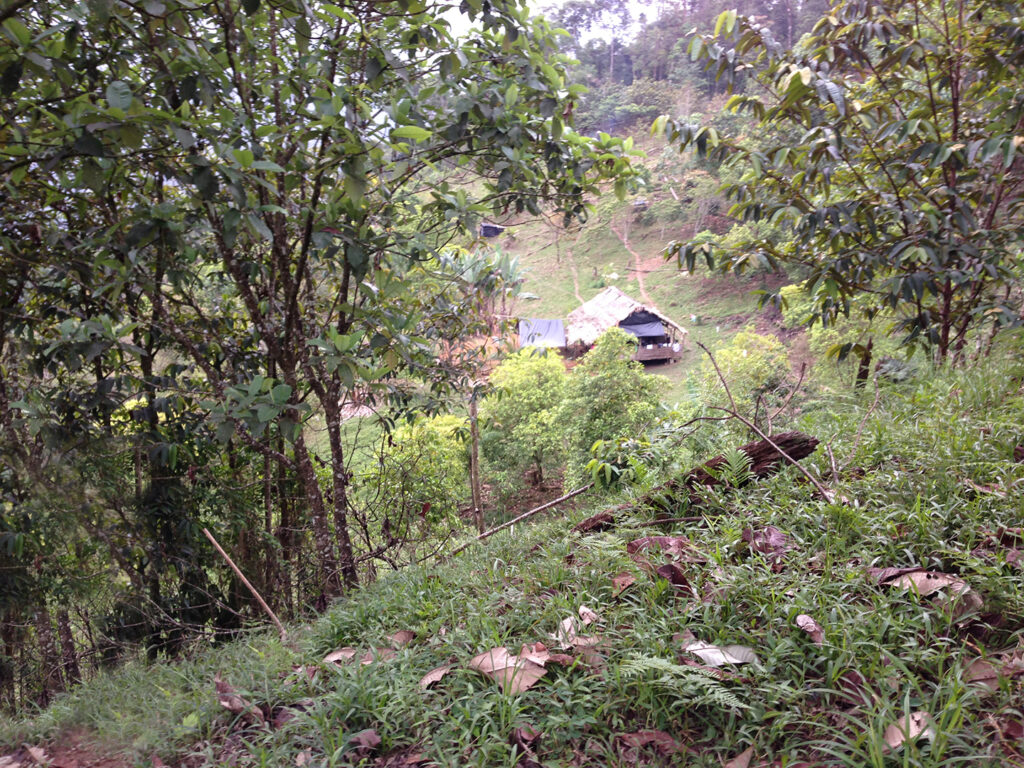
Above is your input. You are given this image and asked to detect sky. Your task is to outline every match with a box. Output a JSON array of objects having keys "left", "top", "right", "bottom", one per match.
[{"left": 442, "top": 0, "right": 650, "bottom": 43}]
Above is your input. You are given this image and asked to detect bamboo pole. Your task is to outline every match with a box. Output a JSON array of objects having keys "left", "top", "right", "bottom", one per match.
[
  {"left": 447, "top": 483, "right": 593, "bottom": 558},
  {"left": 203, "top": 527, "right": 287, "bottom": 642}
]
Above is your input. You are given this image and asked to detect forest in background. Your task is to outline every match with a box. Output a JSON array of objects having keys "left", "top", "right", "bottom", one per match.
[{"left": 2, "top": 0, "right": 1023, "bottom": 722}]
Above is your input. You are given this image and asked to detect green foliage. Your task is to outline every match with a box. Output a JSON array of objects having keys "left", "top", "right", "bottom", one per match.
[
  {"left": 481, "top": 350, "right": 567, "bottom": 495},
  {"left": 9, "top": 347, "right": 1024, "bottom": 766},
  {"left": 699, "top": 327, "right": 790, "bottom": 411},
  {"left": 353, "top": 414, "right": 469, "bottom": 564},
  {"left": 560, "top": 328, "right": 667, "bottom": 487},
  {"left": 663, "top": 0, "right": 1024, "bottom": 361}
]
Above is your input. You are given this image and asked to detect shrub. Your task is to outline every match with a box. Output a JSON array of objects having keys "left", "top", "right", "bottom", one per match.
[
  {"left": 560, "top": 328, "right": 668, "bottom": 488},
  {"left": 699, "top": 327, "right": 790, "bottom": 411},
  {"left": 481, "top": 350, "right": 568, "bottom": 496},
  {"left": 352, "top": 414, "right": 469, "bottom": 564}
]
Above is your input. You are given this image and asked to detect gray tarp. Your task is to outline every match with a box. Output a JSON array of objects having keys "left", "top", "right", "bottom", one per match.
[
  {"left": 619, "top": 321, "right": 665, "bottom": 338},
  {"left": 518, "top": 319, "right": 566, "bottom": 348}
]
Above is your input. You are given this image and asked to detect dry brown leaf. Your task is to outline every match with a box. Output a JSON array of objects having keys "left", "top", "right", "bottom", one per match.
[
  {"left": 469, "top": 647, "right": 547, "bottom": 694},
  {"left": 883, "top": 711, "right": 935, "bottom": 750},
  {"left": 724, "top": 746, "right": 754, "bottom": 768},
  {"left": 615, "top": 730, "right": 685, "bottom": 760},
  {"left": 741, "top": 526, "right": 790, "bottom": 563},
  {"left": 655, "top": 563, "right": 693, "bottom": 594},
  {"left": 295, "top": 750, "right": 311, "bottom": 766},
  {"left": 215, "top": 674, "right": 265, "bottom": 724},
  {"left": 627, "top": 535, "right": 703, "bottom": 561},
  {"left": 350, "top": 728, "right": 382, "bottom": 754},
  {"left": 360, "top": 648, "right": 398, "bottom": 665},
  {"left": 682, "top": 641, "right": 758, "bottom": 667},
  {"left": 0, "top": 757, "right": 21, "bottom": 768},
  {"left": 387, "top": 630, "right": 416, "bottom": 647},
  {"left": 550, "top": 616, "right": 580, "bottom": 649},
  {"left": 323, "top": 647, "right": 358, "bottom": 664},
  {"left": 795, "top": 614, "right": 824, "bottom": 645},
  {"left": 578, "top": 605, "right": 599, "bottom": 624},
  {"left": 611, "top": 572, "right": 636, "bottom": 596},
  {"left": 965, "top": 658, "right": 1000, "bottom": 691},
  {"left": 419, "top": 664, "right": 453, "bottom": 689},
  {"left": 889, "top": 570, "right": 968, "bottom": 597}
]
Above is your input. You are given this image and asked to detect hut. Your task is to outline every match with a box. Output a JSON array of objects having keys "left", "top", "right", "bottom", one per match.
[{"left": 566, "top": 286, "right": 687, "bottom": 363}]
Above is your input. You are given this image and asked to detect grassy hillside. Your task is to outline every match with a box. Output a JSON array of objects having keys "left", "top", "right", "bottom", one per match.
[{"left": 5, "top": 344, "right": 1024, "bottom": 767}]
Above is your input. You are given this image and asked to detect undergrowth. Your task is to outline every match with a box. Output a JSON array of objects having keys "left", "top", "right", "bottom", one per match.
[{"left": 3, "top": 345, "right": 1024, "bottom": 766}]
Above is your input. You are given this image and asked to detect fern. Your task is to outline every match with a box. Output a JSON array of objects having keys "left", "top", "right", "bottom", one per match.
[
  {"left": 722, "top": 447, "right": 754, "bottom": 487},
  {"left": 618, "top": 654, "right": 748, "bottom": 711}
]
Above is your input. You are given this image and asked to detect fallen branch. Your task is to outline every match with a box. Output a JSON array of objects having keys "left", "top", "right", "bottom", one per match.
[
  {"left": 203, "top": 527, "right": 287, "bottom": 642},
  {"left": 696, "top": 341, "right": 833, "bottom": 501},
  {"left": 448, "top": 484, "right": 594, "bottom": 557}
]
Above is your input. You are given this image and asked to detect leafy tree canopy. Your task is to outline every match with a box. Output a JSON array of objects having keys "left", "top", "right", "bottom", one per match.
[{"left": 660, "top": 0, "right": 1024, "bottom": 361}]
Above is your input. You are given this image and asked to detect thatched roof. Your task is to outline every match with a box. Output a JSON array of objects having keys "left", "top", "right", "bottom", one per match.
[{"left": 565, "top": 286, "right": 688, "bottom": 346}]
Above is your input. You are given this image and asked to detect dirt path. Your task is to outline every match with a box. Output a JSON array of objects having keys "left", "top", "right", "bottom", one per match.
[
  {"left": 610, "top": 223, "right": 655, "bottom": 308},
  {"left": 567, "top": 255, "right": 584, "bottom": 305}
]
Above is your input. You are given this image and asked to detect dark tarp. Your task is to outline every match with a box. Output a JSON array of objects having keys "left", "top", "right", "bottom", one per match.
[
  {"left": 519, "top": 319, "right": 566, "bottom": 348},
  {"left": 619, "top": 320, "right": 665, "bottom": 338},
  {"left": 619, "top": 309, "right": 665, "bottom": 339}
]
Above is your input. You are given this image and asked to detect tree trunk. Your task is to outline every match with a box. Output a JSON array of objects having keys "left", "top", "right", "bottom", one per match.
[
  {"left": 855, "top": 337, "right": 873, "bottom": 388},
  {"left": 292, "top": 433, "right": 343, "bottom": 599},
  {"left": 323, "top": 399, "right": 359, "bottom": 589},
  {"left": 56, "top": 610, "right": 81, "bottom": 687},
  {"left": 34, "top": 604, "right": 63, "bottom": 706},
  {"left": 468, "top": 395, "right": 484, "bottom": 533}
]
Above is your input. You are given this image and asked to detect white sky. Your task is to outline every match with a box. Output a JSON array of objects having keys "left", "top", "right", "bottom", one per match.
[{"left": 443, "top": 0, "right": 649, "bottom": 43}]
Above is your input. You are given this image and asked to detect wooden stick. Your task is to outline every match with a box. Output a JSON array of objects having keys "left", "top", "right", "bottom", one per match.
[
  {"left": 448, "top": 484, "right": 594, "bottom": 557},
  {"left": 203, "top": 527, "right": 287, "bottom": 642}
]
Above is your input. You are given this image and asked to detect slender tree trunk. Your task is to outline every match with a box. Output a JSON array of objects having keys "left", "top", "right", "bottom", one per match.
[
  {"left": 292, "top": 433, "right": 343, "bottom": 598},
  {"left": 56, "top": 610, "right": 80, "bottom": 687},
  {"left": 855, "top": 337, "right": 873, "bottom": 388},
  {"left": 468, "top": 395, "right": 484, "bottom": 533},
  {"left": 323, "top": 397, "right": 359, "bottom": 589},
  {"left": 34, "top": 604, "right": 62, "bottom": 706}
]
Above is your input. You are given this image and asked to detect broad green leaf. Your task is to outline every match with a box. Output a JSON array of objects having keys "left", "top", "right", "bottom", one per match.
[
  {"left": 106, "top": 81, "right": 133, "bottom": 110},
  {"left": 391, "top": 125, "right": 432, "bottom": 142}
]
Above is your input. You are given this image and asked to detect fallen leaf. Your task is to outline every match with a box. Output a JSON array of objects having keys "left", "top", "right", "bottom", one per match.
[
  {"left": 295, "top": 750, "right": 311, "bottom": 766},
  {"left": 741, "top": 526, "right": 790, "bottom": 562},
  {"left": 655, "top": 563, "right": 693, "bottom": 594},
  {"left": 611, "top": 572, "right": 636, "bottom": 595},
  {"left": 889, "top": 570, "right": 968, "bottom": 597},
  {"left": 724, "top": 746, "right": 754, "bottom": 768},
  {"left": 627, "top": 535, "right": 702, "bottom": 561},
  {"left": 550, "top": 615, "right": 589, "bottom": 649},
  {"left": 578, "top": 605, "right": 599, "bottom": 624},
  {"left": 419, "top": 664, "right": 453, "bottom": 689},
  {"left": 795, "top": 614, "right": 824, "bottom": 645},
  {"left": 682, "top": 641, "right": 758, "bottom": 667},
  {"left": 215, "top": 674, "right": 265, "bottom": 724},
  {"left": 965, "top": 658, "right": 1000, "bottom": 691},
  {"left": 323, "top": 647, "right": 358, "bottom": 664},
  {"left": 387, "top": 630, "right": 416, "bottom": 647},
  {"left": 0, "top": 757, "right": 20, "bottom": 768},
  {"left": 350, "top": 728, "right": 381, "bottom": 755},
  {"left": 615, "top": 730, "right": 685, "bottom": 760},
  {"left": 24, "top": 748, "right": 48, "bottom": 767},
  {"left": 360, "top": 648, "right": 398, "bottom": 665},
  {"left": 469, "top": 647, "right": 547, "bottom": 694},
  {"left": 883, "top": 711, "right": 935, "bottom": 750}
]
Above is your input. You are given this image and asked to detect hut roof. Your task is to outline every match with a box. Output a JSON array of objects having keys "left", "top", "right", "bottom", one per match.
[{"left": 566, "top": 286, "right": 688, "bottom": 346}]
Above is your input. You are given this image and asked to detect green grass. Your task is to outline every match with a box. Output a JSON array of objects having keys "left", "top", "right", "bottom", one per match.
[{"left": 6, "top": 347, "right": 1024, "bottom": 766}]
